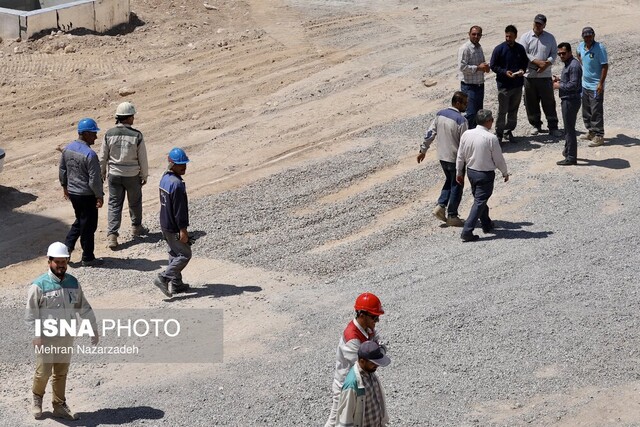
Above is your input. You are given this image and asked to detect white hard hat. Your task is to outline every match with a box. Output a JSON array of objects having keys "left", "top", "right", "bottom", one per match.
[
  {"left": 47, "top": 242, "right": 70, "bottom": 258},
  {"left": 115, "top": 101, "right": 136, "bottom": 117}
]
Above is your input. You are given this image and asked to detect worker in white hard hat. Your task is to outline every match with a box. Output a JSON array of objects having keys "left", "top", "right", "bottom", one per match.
[
  {"left": 98, "top": 101, "right": 149, "bottom": 250},
  {"left": 25, "top": 242, "right": 99, "bottom": 421}
]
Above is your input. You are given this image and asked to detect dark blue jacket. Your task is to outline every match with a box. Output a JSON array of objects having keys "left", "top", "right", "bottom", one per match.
[
  {"left": 490, "top": 41, "right": 529, "bottom": 90},
  {"left": 159, "top": 172, "right": 189, "bottom": 233}
]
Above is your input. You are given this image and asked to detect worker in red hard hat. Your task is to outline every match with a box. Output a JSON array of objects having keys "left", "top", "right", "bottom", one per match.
[{"left": 325, "top": 292, "right": 386, "bottom": 427}]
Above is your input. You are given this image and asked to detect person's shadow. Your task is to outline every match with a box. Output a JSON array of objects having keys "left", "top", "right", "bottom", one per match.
[
  {"left": 576, "top": 157, "right": 630, "bottom": 169},
  {"left": 480, "top": 220, "right": 553, "bottom": 241},
  {"left": 169, "top": 283, "right": 262, "bottom": 301},
  {"left": 604, "top": 134, "right": 640, "bottom": 147},
  {"left": 38, "top": 405, "right": 164, "bottom": 425}
]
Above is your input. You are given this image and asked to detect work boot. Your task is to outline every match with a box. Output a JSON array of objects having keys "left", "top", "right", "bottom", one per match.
[
  {"left": 53, "top": 402, "right": 78, "bottom": 420},
  {"left": 81, "top": 258, "right": 104, "bottom": 267},
  {"left": 588, "top": 136, "right": 604, "bottom": 147},
  {"left": 153, "top": 274, "right": 172, "bottom": 297},
  {"left": 131, "top": 224, "right": 149, "bottom": 237},
  {"left": 580, "top": 131, "right": 595, "bottom": 141},
  {"left": 107, "top": 234, "right": 118, "bottom": 250},
  {"left": 32, "top": 393, "right": 42, "bottom": 419},
  {"left": 432, "top": 205, "right": 446, "bottom": 222},
  {"left": 445, "top": 216, "right": 464, "bottom": 227},
  {"left": 170, "top": 281, "right": 190, "bottom": 294}
]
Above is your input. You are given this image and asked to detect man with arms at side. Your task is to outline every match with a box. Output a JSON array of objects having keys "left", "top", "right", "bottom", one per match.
[
  {"left": 519, "top": 14, "right": 562, "bottom": 137},
  {"left": 577, "top": 26, "right": 608, "bottom": 147},
  {"left": 490, "top": 25, "right": 529, "bottom": 143},
  {"left": 554, "top": 43, "right": 583, "bottom": 166},
  {"left": 456, "top": 110, "right": 509, "bottom": 242},
  {"left": 335, "top": 341, "right": 390, "bottom": 427},
  {"left": 25, "top": 242, "right": 99, "bottom": 420},
  {"left": 458, "top": 25, "right": 490, "bottom": 129},
  {"left": 417, "top": 91, "right": 468, "bottom": 227}
]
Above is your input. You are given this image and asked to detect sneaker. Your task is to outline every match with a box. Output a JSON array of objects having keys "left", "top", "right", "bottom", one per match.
[
  {"left": 550, "top": 129, "right": 564, "bottom": 138},
  {"left": 32, "top": 394, "right": 42, "bottom": 419},
  {"left": 461, "top": 232, "right": 479, "bottom": 242},
  {"left": 556, "top": 158, "right": 577, "bottom": 166},
  {"left": 432, "top": 205, "right": 446, "bottom": 222},
  {"left": 153, "top": 274, "right": 173, "bottom": 297},
  {"left": 588, "top": 136, "right": 604, "bottom": 147},
  {"left": 580, "top": 131, "right": 595, "bottom": 141},
  {"left": 529, "top": 126, "right": 542, "bottom": 136},
  {"left": 53, "top": 402, "right": 78, "bottom": 420},
  {"left": 170, "top": 282, "right": 190, "bottom": 294},
  {"left": 131, "top": 224, "right": 149, "bottom": 237},
  {"left": 446, "top": 216, "right": 464, "bottom": 227},
  {"left": 107, "top": 234, "right": 118, "bottom": 250},
  {"left": 81, "top": 258, "right": 104, "bottom": 267}
]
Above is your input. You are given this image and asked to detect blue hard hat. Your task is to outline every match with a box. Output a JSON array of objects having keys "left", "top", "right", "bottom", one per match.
[
  {"left": 77, "top": 118, "right": 100, "bottom": 133},
  {"left": 168, "top": 147, "right": 190, "bottom": 164}
]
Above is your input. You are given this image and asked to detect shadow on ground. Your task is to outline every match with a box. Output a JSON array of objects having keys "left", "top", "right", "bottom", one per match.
[
  {"left": 170, "top": 283, "right": 263, "bottom": 301},
  {"left": 38, "top": 405, "right": 164, "bottom": 426},
  {"left": 577, "top": 157, "right": 630, "bottom": 169},
  {"left": 501, "top": 133, "right": 558, "bottom": 153},
  {"left": 69, "top": 257, "right": 165, "bottom": 272},
  {"left": 605, "top": 134, "right": 640, "bottom": 147},
  {"left": 481, "top": 220, "right": 553, "bottom": 241},
  {"left": 0, "top": 186, "right": 69, "bottom": 268}
]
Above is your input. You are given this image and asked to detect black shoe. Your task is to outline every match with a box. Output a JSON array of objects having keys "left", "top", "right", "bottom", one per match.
[
  {"left": 556, "top": 158, "right": 577, "bottom": 166},
  {"left": 461, "top": 232, "right": 479, "bottom": 242},
  {"left": 170, "top": 282, "right": 190, "bottom": 294},
  {"left": 81, "top": 258, "right": 104, "bottom": 267},
  {"left": 505, "top": 130, "right": 515, "bottom": 143},
  {"left": 153, "top": 274, "right": 172, "bottom": 297},
  {"left": 482, "top": 221, "right": 495, "bottom": 233}
]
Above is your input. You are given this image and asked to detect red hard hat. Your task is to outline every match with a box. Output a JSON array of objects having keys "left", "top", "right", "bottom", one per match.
[{"left": 354, "top": 292, "right": 384, "bottom": 316}]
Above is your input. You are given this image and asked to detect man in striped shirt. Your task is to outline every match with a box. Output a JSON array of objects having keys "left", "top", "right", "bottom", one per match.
[{"left": 458, "top": 25, "right": 490, "bottom": 129}]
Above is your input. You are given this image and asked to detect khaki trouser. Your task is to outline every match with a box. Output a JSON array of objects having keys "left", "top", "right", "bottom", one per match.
[{"left": 32, "top": 338, "right": 73, "bottom": 405}]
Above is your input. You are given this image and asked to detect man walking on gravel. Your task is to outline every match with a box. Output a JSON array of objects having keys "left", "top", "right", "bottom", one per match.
[
  {"left": 519, "top": 14, "right": 562, "bottom": 137},
  {"left": 154, "top": 147, "right": 192, "bottom": 297},
  {"left": 490, "top": 25, "right": 529, "bottom": 144},
  {"left": 99, "top": 101, "right": 149, "bottom": 250},
  {"left": 554, "top": 42, "right": 582, "bottom": 166},
  {"left": 456, "top": 109, "right": 509, "bottom": 242},
  {"left": 59, "top": 118, "right": 104, "bottom": 267},
  {"left": 458, "top": 25, "right": 490, "bottom": 129},
  {"left": 577, "top": 26, "right": 608, "bottom": 147},
  {"left": 417, "top": 91, "right": 468, "bottom": 227},
  {"left": 325, "top": 293, "right": 385, "bottom": 427},
  {"left": 25, "top": 242, "right": 99, "bottom": 420},
  {"left": 335, "top": 340, "right": 390, "bottom": 427}
]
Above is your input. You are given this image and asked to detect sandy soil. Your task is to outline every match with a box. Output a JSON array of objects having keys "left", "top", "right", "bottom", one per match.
[{"left": 2, "top": 0, "right": 640, "bottom": 425}]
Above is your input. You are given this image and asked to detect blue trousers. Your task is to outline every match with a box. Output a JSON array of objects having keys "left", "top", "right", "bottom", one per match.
[
  {"left": 462, "top": 169, "right": 495, "bottom": 234},
  {"left": 561, "top": 97, "right": 581, "bottom": 162},
  {"left": 437, "top": 160, "right": 464, "bottom": 217},
  {"left": 160, "top": 230, "right": 192, "bottom": 285},
  {"left": 460, "top": 82, "right": 484, "bottom": 129}
]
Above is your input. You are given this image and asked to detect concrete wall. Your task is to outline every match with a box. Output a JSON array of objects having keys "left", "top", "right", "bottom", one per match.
[{"left": 0, "top": 0, "right": 129, "bottom": 40}]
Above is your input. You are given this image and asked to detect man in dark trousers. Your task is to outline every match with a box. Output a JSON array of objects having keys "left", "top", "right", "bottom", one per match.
[
  {"left": 554, "top": 42, "right": 583, "bottom": 166},
  {"left": 154, "top": 147, "right": 192, "bottom": 297},
  {"left": 59, "top": 118, "right": 104, "bottom": 266},
  {"left": 490, "top": 25, "right": 529, "bottom": 143}
]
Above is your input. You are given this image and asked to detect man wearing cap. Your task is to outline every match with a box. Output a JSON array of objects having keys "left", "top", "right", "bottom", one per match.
[
  {"left": 335, "top": 341, "right": 390, "bottom": 427},
  {"left": 490, "top": 25, "right": 530, "bottom": 143},
  {"left": 416, "top": 91, "right": 468, "bottom": 227},
  {"left": 577, "top": 26, "right": 608, "bottom": 147},
  {"left": 458, "top": 25, "right": 490, "bottom": 129},
  {"left": 99, "top": 101, "right": 149, "bottom": 250},
  {"left": 325, "top": 293, "right": 385, "bottom": 427},
  {"left": 25, "top": 242, "right": 99, "bottom": 420},
  {"left": 59, "top": 118, "right": 104, "bottom": 267},
  {"left": 456, "top": 109, "right": 509, "bottom": 242},
  {"left": 154, "top": 148, "right": 192, "bottom": 297},
  {"left": 519, "top": 14, "right": 561, "bottom": 137},
  {"left": 553, "top": 42, "right": 583, "bottom": 166}
]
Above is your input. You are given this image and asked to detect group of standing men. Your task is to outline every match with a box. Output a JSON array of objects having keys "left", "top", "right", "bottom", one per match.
[
  {"left": 418, "top": 14, "right": 609, "bottom": 241},
  {"left": 31, "top": 104, "right": 195, "bottom": 419}
]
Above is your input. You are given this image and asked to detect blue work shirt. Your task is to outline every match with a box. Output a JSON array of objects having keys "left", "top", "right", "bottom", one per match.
[
  {"left": 577, "top": 41, "right": 608, "bottom": 91},
  {"left": 159, "top": 171, "right": 189, "bottom": 233}
]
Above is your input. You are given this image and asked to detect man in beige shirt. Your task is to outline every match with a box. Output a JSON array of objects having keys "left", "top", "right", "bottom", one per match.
[{"left": 456, "top": 109, "right": 509, "bottom": 242}]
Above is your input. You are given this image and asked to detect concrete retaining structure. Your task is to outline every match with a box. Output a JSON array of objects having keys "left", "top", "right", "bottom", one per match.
[{"left": 0, "top": 0, "right": 129, "bottom": 40}]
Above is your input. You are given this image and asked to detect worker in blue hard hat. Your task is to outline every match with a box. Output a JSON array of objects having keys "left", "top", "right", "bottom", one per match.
[
  {"left": 58, "top": 118, "right": 104, "bottom": 267},
  {"left": 153, "top": 147, "right": 191, "bottom": 297}
]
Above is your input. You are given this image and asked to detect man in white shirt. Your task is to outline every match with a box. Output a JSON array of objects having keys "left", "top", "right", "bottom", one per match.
[{"left": 456, "top": 110, "right": 509, "bottom": 242}]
